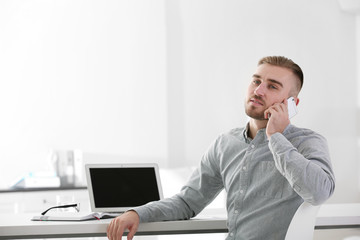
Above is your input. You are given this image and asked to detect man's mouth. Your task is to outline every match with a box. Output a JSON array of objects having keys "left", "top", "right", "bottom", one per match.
[{"left": 250, "top": 98, "right": 264, "bottom": 106}]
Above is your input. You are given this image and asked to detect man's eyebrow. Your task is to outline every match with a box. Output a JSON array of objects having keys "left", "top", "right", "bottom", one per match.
[
  {"left": 268, "top": 79, "right": 283, "bottom": 88},
  {"left": 252, "top": 74, "right": 283, "bottom": 88}
]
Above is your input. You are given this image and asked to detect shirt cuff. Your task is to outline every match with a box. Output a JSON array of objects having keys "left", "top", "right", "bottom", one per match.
[{"left": 128, "top": 206, "right": 150, "bottom": 223}]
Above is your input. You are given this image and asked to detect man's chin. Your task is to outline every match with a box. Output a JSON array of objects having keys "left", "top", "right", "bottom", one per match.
[
  {"left": 245, "top": 110, "right": 267, "bottom": 121},
  {"left": 250, "top": 115, "right": 267, "bottom": 121}
]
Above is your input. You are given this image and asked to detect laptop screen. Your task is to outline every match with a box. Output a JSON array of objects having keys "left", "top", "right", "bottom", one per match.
[{"left": 85, "top": 163, "right": 163, "bottom": 212}]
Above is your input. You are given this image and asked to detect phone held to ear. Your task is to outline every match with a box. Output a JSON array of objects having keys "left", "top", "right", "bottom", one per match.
[{"left": 287, "top": 97, "right": 298, "bottom": 119}]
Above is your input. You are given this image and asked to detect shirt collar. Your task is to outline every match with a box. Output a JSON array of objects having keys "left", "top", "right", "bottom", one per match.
[
  {"left": 242, "top": 122, "right": 251, "bottom": 142},
  {"left": 242, "top": 121, "right": 268, "bottom": 143}
]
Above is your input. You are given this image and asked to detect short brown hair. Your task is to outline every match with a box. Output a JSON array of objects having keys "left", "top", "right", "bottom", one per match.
[{"left": 258, "top": 56, "right": 304, "bottom": 93}]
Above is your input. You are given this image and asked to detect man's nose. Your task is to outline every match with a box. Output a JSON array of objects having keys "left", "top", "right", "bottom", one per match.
[{"left": 254, "top": 83, "right": 266, "bottom": 96}]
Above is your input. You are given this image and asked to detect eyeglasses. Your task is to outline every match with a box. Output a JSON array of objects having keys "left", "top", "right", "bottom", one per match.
[{"left": 41, "top": 203, "right": 80, "bottom": 215}]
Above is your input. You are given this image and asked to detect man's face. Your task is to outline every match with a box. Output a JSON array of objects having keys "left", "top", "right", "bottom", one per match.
[{"left": 245, "top": 64, "right": 297, "bottom": 120}]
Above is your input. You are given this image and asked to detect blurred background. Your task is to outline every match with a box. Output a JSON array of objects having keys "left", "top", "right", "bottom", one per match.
[
  {"left": 1, "top": 0, "right": 359, "bottom": 203},
  {"left": 0, "top": 0, "right": 359, "bottom": 238}
]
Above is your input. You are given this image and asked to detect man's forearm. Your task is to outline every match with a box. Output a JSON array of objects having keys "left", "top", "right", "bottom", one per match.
[{"left": 131, "top": 193, "right": 195, "bottom": 223}]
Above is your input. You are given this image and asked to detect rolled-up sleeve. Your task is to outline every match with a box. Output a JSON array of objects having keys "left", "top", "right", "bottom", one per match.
[
  {"left": 268, "top": 129, "right": 335, "bottom": 205},
  {"left": 133, "top": 138, "right": 224, "bottom": 223}
]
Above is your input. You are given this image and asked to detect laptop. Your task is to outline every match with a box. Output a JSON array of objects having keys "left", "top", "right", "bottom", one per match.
[{"left": 85, "top": 163, "right": 163, "bottom": 213}]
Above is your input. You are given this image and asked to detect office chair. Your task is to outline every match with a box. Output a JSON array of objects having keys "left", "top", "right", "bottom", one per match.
[{"left": 284, "top": 201, "right": 320, "bottom": 240}]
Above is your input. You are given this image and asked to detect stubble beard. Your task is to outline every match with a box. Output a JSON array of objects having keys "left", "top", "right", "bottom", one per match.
[{"left": 244, "top": 100, "right": 267, "bottom": 121}]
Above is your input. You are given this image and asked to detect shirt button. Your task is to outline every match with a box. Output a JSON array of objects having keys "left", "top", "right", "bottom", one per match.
[
  {"left": 234, "top": 210, "right": 239, "bottom": 214},
  {"left": 240, "top": 190, "right": 244, "bottom": 194},
  {"left": 242, "top": 166, "right": 247, "bottom": 170},
  {"left": 251, "top": 144, "right": 255, "bottom": 149},
  {"left": 230, "top": 232, "right": 234, "bottom": 237}
]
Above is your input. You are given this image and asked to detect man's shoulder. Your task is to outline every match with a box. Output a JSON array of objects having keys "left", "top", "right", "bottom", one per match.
[
  {"left": 219, "top": 127, "right": 246, "bottom": 139},
  {"left": 285, "top": 124, "right": 326, "bottom": 141},
  {"left": 213, "top": 127, "right": 246, "bottom": 145},
  {"left": 208, "top": 127, "right": 248, "bottom": 154},
  {"left": 228, "top": 127, "right": 245, "bottom": 135}
]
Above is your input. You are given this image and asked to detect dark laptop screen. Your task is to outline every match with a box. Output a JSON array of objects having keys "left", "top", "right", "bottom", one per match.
[{"left": 89, "top": 167, "right": 161, "bottom": 208}]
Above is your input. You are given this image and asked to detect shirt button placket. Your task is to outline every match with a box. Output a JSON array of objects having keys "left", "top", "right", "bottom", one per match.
[
  {"left": 239, "top": 163, "right": 247, "bottom": 195},
  {"left": 233, "top": 143, "right": 252, "bottom": 240}
]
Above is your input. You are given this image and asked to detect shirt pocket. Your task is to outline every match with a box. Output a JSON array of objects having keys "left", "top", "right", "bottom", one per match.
[{"left": 248, "top": 160, "right": 286, "bottom": 199}]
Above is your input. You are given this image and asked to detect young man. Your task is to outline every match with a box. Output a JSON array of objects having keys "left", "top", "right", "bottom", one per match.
[{"left": 107, "top": 56, "right": 335, "bottom": 240}]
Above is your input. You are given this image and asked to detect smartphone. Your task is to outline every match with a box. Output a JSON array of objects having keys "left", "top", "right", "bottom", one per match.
[{"left": 287, "top": 97, "right": 298, "bottom": 119}]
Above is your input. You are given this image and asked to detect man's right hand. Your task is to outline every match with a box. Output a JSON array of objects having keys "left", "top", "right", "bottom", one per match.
[{"left": 107, "top": 210, "right": 140, "bottom": 240}]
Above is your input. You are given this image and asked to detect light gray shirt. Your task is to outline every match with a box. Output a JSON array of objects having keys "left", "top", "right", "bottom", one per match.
[{"left": 133, "top": 124, "right": 335, "bottom": 240}]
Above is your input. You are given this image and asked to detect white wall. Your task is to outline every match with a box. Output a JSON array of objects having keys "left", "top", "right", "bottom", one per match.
[
  {"left": 357, "top": 8, "right": 360, "bottom": 199},
  {"left": 0, "top": 0, "right": 359, "bottom": 204},
  {"left": 166, "top": 0, "right": 359, "bottom": 203},
  {"left": 0, "top": 0, "right": 167, "bottom": 188}
]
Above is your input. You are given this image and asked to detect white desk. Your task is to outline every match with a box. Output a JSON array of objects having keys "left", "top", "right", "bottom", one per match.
[
  {"left": 316, "top": 203, "right": 360, "bottom": 229},
  {"left": 0, "top": 204, "right": 359, "bottom": 239},
  {"left": 0, "top": 214, "right": 227, "bottom": 239}
]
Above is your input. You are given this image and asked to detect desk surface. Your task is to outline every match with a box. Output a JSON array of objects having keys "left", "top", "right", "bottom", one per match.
[
  {"left": 1, "top": 204, "right": 359, "bottom": 239},
  {"left": 0, "top": 214, "right": 227, "bottom": 239}
]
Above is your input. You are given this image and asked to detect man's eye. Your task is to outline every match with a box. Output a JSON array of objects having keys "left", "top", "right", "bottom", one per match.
[
  {"left": 269, "top": 85, "right": 278, "bottom": 89},
  {"left": 253, "top": 80, "right": 261, "bottom": 85}
]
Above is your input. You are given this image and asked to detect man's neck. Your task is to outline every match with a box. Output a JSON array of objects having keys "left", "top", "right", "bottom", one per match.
[{"left": 248, "top": 118, "right": 268, "bottom": 139}]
